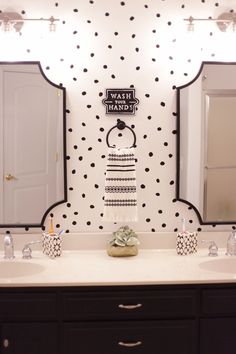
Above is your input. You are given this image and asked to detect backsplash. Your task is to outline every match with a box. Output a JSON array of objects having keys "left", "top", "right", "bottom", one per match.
[{"left": 1, "top": 0, "right": 236, "bottom": 234}]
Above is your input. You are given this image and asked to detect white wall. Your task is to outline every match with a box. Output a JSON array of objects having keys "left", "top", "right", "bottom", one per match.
[{"left": 1, "top": 0, "right": 236, "bottom": 234}]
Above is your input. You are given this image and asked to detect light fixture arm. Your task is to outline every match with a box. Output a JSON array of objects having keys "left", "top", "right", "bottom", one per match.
[
  {"left": 0, "top": 11, "right": 60, "bottom": 32},
  {"left": 184, "top": 12, "right": 236, "bottom": 32}
]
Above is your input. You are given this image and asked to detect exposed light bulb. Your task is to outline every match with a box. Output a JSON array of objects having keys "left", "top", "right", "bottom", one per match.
[
  {"left": 3, "top": 21, "right": 11, "bottom": 32},
  {"left": 232, "top": 20, "right": 236, "bottom": 32},
  {"left": 186, "top": 16, "right": 194, "bottom": 32},
  {"left": 187, "top": 22, "right": 194, "bottom": 32},
  {"left": 49, "top": 22, "right": 56, "bottom": 32}
]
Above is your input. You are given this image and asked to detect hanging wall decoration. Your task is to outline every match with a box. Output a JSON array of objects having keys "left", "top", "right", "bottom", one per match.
[{"left": 102, "top": 88, "right": 139, "bottom": 115}]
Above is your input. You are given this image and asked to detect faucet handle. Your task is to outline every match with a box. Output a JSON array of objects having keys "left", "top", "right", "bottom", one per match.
[
  {"left": 22, "top": 240, "right": 41, "bottom": 259},
  {"left": 22, "top": 245, "right": 32, "bottom": 259},
  {"left": 201, "top": 240, "right": 218, "bottom": 257}
]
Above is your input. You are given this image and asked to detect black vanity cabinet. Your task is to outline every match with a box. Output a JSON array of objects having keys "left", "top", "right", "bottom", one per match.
[
  {"left": 1, "top": 323, "right": 58, "bottom": 354},
  {"left": 61, "top": 288, "right": 197, "bottom": 354},
  {"left": 200, "top": 287, "right": 236, "bottom": 354},
  {"left": 0, "top": 290, "right": 58, "bottom": 354},
  {"left": 1, "top": 283, "right": 236, "bottom": 354}
]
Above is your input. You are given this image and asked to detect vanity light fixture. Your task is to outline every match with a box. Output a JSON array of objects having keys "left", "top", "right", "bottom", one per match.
[
  {"left": 184, "top": 12, "right": 236, "bottom": 32},
  {"left": 0, "top": 11, "right": 59, "bottom": 33}
]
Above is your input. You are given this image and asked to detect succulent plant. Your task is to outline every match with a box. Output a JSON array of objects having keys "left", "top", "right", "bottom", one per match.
[{"left": 109, "top": 225, "right": 140, "bottom": 247}]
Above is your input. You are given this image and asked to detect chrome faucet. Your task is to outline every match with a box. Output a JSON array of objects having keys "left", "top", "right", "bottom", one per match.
[
  {"left": 202, "top": 240, "right": 218, "bottom": 257},
  {"left": 3, "top": 233, "right": 15, "bottom": 259},
  {"left": 22, "top": 240, "right": 41, "bottom": 259}
]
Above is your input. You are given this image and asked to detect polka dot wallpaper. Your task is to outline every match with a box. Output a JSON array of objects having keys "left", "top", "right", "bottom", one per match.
[{"left": 2, "top": 0, "right": 236, "bottom": 234}]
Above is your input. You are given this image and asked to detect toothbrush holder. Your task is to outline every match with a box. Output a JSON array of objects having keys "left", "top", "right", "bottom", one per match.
[
  {"left": 42, "top": 232, "right": 62, "bottom": 259},
  {"left": 176, "top": 231, "right": 198, "bottom": 256}
]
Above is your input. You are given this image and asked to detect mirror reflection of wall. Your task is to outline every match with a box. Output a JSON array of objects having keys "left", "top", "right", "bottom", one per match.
[
  {"left": 177, "top": 62, "right": 236, "bottom": 225},
  {"left": 0, "top": 62, "right": 66, "bottom": 228},
  {"left": 204, "top": 94, "right": 236, "bottom": 221}
]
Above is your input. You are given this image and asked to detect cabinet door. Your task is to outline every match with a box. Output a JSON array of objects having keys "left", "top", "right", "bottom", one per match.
[
  {"left": 1, "top": 323, "right": 58, "bottom": 354},
  {"left": 63, "top": 320, "right": 196, "bottom": 354},
  {"left": 200, "top": 318, "right": 236, "bottom": 354}
]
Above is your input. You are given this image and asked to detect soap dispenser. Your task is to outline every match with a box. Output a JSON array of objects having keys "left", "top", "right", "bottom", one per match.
[{"left": 226, "top": 231, "right": 236, "bottom": 256}]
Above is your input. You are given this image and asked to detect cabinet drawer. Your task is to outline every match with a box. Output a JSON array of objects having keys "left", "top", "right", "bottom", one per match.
[
  {"left": 201, "top": 288, "right": 236, "bottom": 315},
  {"left": 0, "top": 292, "right": 57, "bottom": 320},
  {"left": 63, "top": 320, "right": 196, "bottom": 354},
  {"left": 62, "top": 289, "right": 197, "bottom": 320}
]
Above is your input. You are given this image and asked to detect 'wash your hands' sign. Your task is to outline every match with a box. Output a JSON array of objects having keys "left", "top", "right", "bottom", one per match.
[{"left": 102, "top": 88, "right": 139, "bottom": 115}]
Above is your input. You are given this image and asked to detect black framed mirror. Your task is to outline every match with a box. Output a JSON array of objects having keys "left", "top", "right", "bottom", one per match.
[
  {"left": 176, "top": 61, "right": 236, "bottom": 225},
  {"left": 0, "top": 61, "right": 67, "bottom": 228}
]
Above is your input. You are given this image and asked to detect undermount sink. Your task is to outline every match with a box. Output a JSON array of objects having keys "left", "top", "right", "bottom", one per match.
[
  {"left": 199, "top": 258, "right": 236, "bottom": 274},
  {"left": 0, "top": 261, "right": 45, "bottom": 278}
]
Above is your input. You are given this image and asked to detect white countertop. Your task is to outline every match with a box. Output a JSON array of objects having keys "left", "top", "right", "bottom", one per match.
[{"left": 1, "top": 248, "right": 236, "bottom": 287}]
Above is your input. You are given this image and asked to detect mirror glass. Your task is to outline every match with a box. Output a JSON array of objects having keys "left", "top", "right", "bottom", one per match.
[
  {"left": 0, "top": 61, "right": 67, "bottom": 228},
  {"left": 177, "top": 61, "right": 236, "bottom": 225}
]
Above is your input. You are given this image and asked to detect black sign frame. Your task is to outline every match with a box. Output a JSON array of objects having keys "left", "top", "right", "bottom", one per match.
[{"left": 102, "top": 88, "right": 139, "bottom": 115}]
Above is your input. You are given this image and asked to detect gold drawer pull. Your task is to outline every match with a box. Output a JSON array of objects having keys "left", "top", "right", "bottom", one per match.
[
  {"left": 118, "top": 341, "right": 142, "bottom": 347},
  {"left": 118, "top": 303, "right": 142, "bottom": 310}
]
